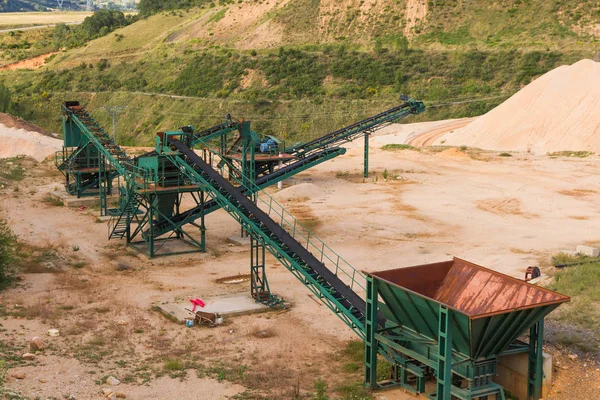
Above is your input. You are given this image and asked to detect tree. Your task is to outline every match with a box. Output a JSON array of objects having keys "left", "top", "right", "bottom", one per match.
[
  {"left": 79, "top": 9, "right": 128, "bottom": 40},
  {"left": 0, "top": 83, "right": 12, "bottom": 113}
]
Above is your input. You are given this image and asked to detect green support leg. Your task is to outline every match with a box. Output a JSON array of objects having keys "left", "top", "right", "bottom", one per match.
[
  {"left": 364, "top": 276, "right": 378, "bottom": 389},
  {"left": 364, "top": 133, "right": 369, "bottom": 178},
  {"left": 148, "top": 195, "right": 155, "bottom": 257},
  {"left": 99, "top": 154, "right": 107, "bottom": 216},
  {"left": 200, "top": 191, "right": 206, "bottom": 252},
  {"left": 250, "top": 236, "right": 279, "bottom": 305},
  {"left": 436, "top": 305, "right": 453, "bottom": 400},
  {"left": 527, "top": 319, "right": 544, "bottom": 400}
]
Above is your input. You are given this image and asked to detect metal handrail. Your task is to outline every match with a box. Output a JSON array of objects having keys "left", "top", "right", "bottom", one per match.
[{"left": 192, "top": 142, "right": 366, "bottom": 293}]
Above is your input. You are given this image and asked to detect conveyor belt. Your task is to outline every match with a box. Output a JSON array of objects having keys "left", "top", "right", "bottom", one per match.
[
  {"left": 287, "top": 99, "right": 425, "bottom": 156},
  {"left": 148, "top": 146, "right": 345, "bottom": 238},
  {"left": 171, "top": 139, "right": 379, "bottom": 331}
]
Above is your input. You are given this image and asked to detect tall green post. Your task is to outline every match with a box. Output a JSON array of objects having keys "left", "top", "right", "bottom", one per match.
[
  {"left": 200, "top": 191, "right": 206, "bottom": 252},
  {"left": 364, "top": 276, "right": 378, "bottom": 388},
  {"left": 527, "top": 319, "right": 544, "bottom": 400},
  {"left": 436, "top": 305, "right": 453, "bottom": 399},
  {"left": 363, "top": 132, "right": 369, "bottom": 178}
]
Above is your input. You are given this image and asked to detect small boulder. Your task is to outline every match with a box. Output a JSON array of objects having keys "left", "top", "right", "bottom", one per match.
[
  {"left": 102, "top": 388, "right": 114, "bottom": 397},
  {"left": 11, "top": 372, "right": 25, "bottom": 380},
  {"left": 29, "top": 336, "right": 45, "bottom": 351},
  {"left": 568, "top": 353, "right": 578, "bottom": 361},
  {"left": 106, "top": 376, "right": 121, "bottom": 386},
  {"left": 22, "top": 353, "right": 35, "bottom": 360}
]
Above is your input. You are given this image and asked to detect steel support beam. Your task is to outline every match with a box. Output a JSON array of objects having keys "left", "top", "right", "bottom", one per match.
[
  {"left": 436, "top": 305, "right": 453, "bottom": 399},
  {"left": 200, "top": 191, "right": 206, "bottom": 252},
  {"left": 364, "top": 132, "right": 369, "bottom": 178},
  {"left": 527, "top": 319, "right": 544, "bottom": 400},
  {"left": 365, "top": 276, "right": 378, "bottom": 388}
]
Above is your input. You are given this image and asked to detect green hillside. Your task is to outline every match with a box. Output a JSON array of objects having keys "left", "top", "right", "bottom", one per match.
[{"left": 0, "top": 1, "right": 598, "bottom": 143}]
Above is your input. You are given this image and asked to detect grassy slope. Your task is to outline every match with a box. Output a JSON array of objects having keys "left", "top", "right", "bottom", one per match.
[
  {"left": 547, "top": 259, "right": 600, "bottom": 355},
  {"left": 0, "top": 1, "right": 598, "bottom": 142},
  {"left": 415, "top": 0, "right": 600, "bottom": 50}
]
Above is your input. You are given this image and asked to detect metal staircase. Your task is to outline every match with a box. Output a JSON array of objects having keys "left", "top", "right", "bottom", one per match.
[{"left": 108, "top": 188, "right": 139, "bottom": 239}]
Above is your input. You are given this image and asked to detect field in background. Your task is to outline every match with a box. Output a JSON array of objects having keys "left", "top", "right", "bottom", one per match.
[{"left": 0, "top": 12, "right": 93, "bottom": 28}]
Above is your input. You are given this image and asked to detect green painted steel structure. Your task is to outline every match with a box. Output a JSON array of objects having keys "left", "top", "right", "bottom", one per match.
[
  {"left": 162, "top": 136, "right": 568, "bottom": 399},
  {"left": 59, "top": 102, "right": 207, "bottom": 256},
  {"left": 58, "top": 98, "right": 568, "bottom": 399},
  {"left": 366, "top": 259, "right": 569, "bottom": 399},
  {"left": 143, "top": 97, "right": 425, "bottom": 252}
]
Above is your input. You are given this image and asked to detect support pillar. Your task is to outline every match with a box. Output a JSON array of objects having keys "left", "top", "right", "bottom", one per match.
[
  {"left": 250, "top": 236, "right": 276, "bottom": 305},
  {"left": 527, "top": 319, "right": 544, "bottom": 400},
  {"left": 436, "top": 305, "right": 453, "bottom": 400},
  {"left": 364, "top": 132, "right": 369, "bottom": 178},
  {"left": 99, "top": 153, "right": 107, "bottom": 216},
  {"left": 364, "top": 276, "right": 378, "bottom": 389},
  {"left": 148, "top": 195, "right": 155, "bottom": 257},
  {"left": 200, "top": 191, "right": 206, "bottom": 252}
]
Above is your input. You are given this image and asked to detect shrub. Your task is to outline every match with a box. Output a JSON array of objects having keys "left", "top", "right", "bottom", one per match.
[
  {"left": 0, "top": 83, "right": 12, "bottom": 113},
  {"left": 0, "top": 219, "right": 18, "bottom": 289}
]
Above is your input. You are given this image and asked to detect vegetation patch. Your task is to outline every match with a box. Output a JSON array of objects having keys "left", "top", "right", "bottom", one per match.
[
  {"left": 41, "top": 194, "right": 64, "bottom": 207},
  {"left": 548, "top": 151, "right": 593, "bottom": 158},
  {"left": 0, "top": 157, "right": 27, "bottom": 187},
  {"left": 381, "top": 144, "right": 419, "bottom": 151},
  {"left": 0, "top": 220, "right": 18, "bottom": 290},
  {"left": 547, "top": 257, "right": 600, "bottom": 354}
]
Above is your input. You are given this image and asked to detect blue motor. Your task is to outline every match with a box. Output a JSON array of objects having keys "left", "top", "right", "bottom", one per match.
[{"left": 259, "top": 139, "right": 277, "bottom": 153}]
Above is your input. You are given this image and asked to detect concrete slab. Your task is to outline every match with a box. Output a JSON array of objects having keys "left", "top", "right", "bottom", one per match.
[
  {"left": 155, "top": 293, "right": 270, "bottom": 323},
  {"left": 49, "top": 190, "right": 119, "bottom": 208},
  {"left": 227, "top": 235, "right": 251, "bottom": 246},
  {"left": 577, "top": 244, "right": 599, "bottom": 257}
]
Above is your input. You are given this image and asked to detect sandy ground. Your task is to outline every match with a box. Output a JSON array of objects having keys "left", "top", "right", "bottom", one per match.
[
  {"left": 404, "top": 0, "right": 428, "bottom": 38},
  {"left": 0, "top": 52, "right": 57, "bottom": 71},
  {"left": 171, "top": 0, "right": 290, "bottom": 50},
  {"left": 0, "top": 125, "right": 61, "bottom": 161},
  {"left": 1, "top": 119, "right": 600, "bottom": 398}
]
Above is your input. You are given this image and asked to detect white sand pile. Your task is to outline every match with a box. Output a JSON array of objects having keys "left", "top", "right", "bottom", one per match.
[
  {"left": 274, "top": 183, "right": 323, "bottom": 201},
  {"left": 438, "top": 59, "right": 600, "bottom": 154},
  {"left": 0, "top": 124, "right": 62, "bottom": 161}
]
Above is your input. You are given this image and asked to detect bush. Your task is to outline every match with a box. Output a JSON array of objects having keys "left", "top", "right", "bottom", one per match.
[
  {"left": 0, "top": 219, "right": 18, "bottom": 289},
  {"left": 0, "top": 83, "right": 12, "bottom": 113}
]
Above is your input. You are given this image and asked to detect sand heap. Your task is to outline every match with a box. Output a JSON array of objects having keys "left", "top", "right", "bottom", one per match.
[
  {"left": 0, "top": 115, "right": 61, "bottom": 161},
  {"left": 438, "top": 59, "right": 600, "bottom": 154}
]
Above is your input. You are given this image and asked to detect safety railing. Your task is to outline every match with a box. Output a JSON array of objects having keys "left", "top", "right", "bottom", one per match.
[{"left": 192, "top": 142, "right": 366, "bottom": 293}]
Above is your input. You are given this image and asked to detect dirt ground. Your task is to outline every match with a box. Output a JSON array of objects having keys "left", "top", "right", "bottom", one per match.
[
  {"left": 1, "top": 122, "right": 600, "bottom": 399},
  {"left": 0, "top": 52, "right": 57, "bottom": 71}
]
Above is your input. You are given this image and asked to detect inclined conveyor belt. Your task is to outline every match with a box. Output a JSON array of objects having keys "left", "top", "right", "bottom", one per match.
[{"left": 171, "top": 139, "right": 370, "bottom": 322}]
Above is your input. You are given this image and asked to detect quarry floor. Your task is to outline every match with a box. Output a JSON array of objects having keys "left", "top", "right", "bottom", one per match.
[{"left": 1, "top": 122, "right": 600, "bottom": 399}]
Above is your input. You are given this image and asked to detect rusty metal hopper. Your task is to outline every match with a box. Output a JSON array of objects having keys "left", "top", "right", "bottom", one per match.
[{"left": 370, "top": 257, "right": 569, "bottom": 360}]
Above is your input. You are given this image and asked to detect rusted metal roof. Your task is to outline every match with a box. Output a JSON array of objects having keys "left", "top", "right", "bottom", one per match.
[
  {"left": 370, "top": 257, "right": 570, "bottom": 319},
  {"left": 434, "top": 258, "right": 569, "bottom": 318}
]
